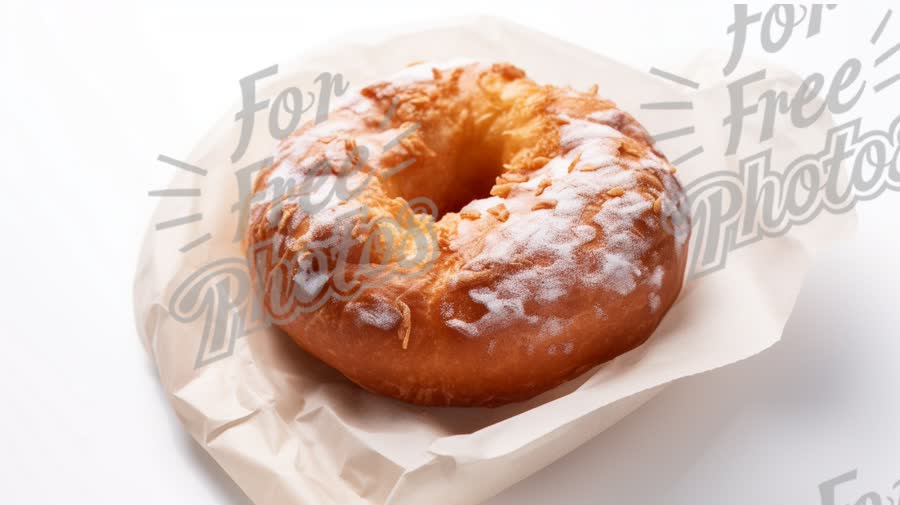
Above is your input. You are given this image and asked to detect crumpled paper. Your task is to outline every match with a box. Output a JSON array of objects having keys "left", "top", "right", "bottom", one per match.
[{"left": 133, "top": 16, "right": 856, "bottom": 505}]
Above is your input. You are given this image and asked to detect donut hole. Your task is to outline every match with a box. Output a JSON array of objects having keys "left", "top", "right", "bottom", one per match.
[
  {"left": 440, "top": 138, "right": 506, "bottom": 217},
  {"left": 382, "top": 121, "right": 508, "bottom": 220}
]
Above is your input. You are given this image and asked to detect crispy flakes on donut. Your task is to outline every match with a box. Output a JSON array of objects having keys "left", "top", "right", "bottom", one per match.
[
  {"left": 486, "top": 203, "right": 510, "bottom": 222},
  {"left": 534, "top": 179, "right": 553, "bottom": 196},
  {"left": 397, "top": 300, "right": 412, "bottom": 349},
  {"left": 490, "top": 184, "right": 515, "bottom": 198},
  {"left": 531, "top": 199, "right": 558, "bottom": 211},
  {"left": 529, "top": 156, "right": 552, "bottom": 170},
  {"left": 499, "top": 173, "right": 529, "bottom": 183},
  {"left": 567, "top": 152, "right": 582, "bottom": 173}
]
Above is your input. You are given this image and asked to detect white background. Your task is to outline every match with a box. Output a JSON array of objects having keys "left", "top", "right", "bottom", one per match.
[{"left": 1, "top": 1, "right": 898, "bottom": 504}]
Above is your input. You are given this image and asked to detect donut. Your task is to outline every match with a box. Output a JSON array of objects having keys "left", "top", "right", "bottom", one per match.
[{"left": 244, "top": 61, "right": 691, "bottom": 407}]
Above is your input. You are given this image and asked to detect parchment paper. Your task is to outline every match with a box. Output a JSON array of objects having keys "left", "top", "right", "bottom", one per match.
[{"left": 133, "top": 16, "right": 856, "bottom": 505}]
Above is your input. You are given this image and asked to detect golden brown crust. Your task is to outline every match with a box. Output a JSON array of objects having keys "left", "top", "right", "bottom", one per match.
[{"left": 244, "top": 62, "right": 691, "bottom": 407}]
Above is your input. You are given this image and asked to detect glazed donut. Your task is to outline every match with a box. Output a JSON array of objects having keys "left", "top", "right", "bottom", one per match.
[{"left": 244, "top": 61, "right": 690, "bottom": 407}]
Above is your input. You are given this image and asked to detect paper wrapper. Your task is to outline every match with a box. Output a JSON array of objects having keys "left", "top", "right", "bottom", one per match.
[{"left": 133, "top": 17, "right": 856, "bottom": 505}]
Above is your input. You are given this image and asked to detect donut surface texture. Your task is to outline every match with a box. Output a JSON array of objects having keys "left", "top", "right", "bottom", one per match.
[{"left": 244, "top": 61, "right": 691, "bottom": 407}]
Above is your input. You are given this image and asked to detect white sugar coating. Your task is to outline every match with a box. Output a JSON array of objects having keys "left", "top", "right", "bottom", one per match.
[
  {"left": 445, "top": 318, "right": 479, "bottom": 337},
  {"left": 597, "top": 252, "right": 642, "bottom": 296},
  {"left": 272, "top": 232, "right": 284, "bottom": 253},
  {"left": 329, "top": 89, "right": 371, "bottom": 115},
  {"left": 535, "top": 275, "right": 568, "bottom": 303},
  {"left": 594, "top": 305, "right": 607, "bottom": 320},
  {"left": 260, "top": 111, "right": 413, "bottom": 229},
  {"left": 540, "top": 317, "right": 567, "bottom": 338},
  {"left": 445, "top": 112, "right": 665, "bottom": 338},
  {"left": 587, "top": 192, "right": 656, "bottom": 295},
  {"left": 562, "top": 342, "right": 575, "bottom": 355},
  {"left": 263, "top": 116, "right": 424, "bottom": 257},
  {"left": 275, "top": 117, "right": 357, "bottom": 161},
  {"left": 291, "top": 190, "right": 364, "bottom": 251},
  {"left": 267, "top": 205, "right": 283, "bottom": 227},
  {"left": 455, "top": 204, "right": 591, "bottom": 283},
  {"left": 268, "top": 123, "right": 403, "bottom": 198},
  {"left": 323, "top": 138, "right": 350, "bottom": 165},
  {"left": 587, "top": 109, "right": 623, "bottom": 124},
  {"left": 257, "top": 168, "right": 370, "bottom": 254},
  {"left": 347, "top": 298, "right": 401, "bottom": 330},
  {"left": 293, "top": 258, "right": 330, "bottom": 301},
  {"left": 349, "top": 99, "right": 372, "bottom": 115},
  {"left": 557, "top": 117, "right": 624, "bottom": 170},
  {"left": 487, "top": 339, "right": 497, "bottom": 355},
  {"left": 574, "top": 224, "right": 597, "bottom": 241},
  {"left": 558, "top": 117, "right": 623, "bottom": 147},
  {"left": 587, "top": 108, "right": 653, "bottom": 144},
  {"left": 649, "top": 266, "right": 665, "bottom": 288},
  {"left": 660, "top": 173, "right": 691, "bottom": 250},
  {"left": 639, "top": 154, "right": 664, "bottom": 170},
  {"left": 547, "top": 166, "right": 637, "bottom": 204},
  {"left": 649, "top": 293, "right": 662, "bottom": 313},
  {"left": 284, "top": 203, "right": 361, "bottom": 252},
  {"left": 458, "top": 196, "right": 503, "bottom": 216},
  {"left": 455, "top": 284, "right": 540, "bottom": 334}
]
